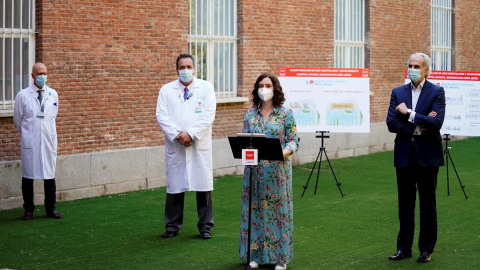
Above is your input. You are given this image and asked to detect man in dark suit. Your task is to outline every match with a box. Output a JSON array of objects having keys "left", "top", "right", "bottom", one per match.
[{"left": 386, "top": 53, "right": 446, "bottom": 263}]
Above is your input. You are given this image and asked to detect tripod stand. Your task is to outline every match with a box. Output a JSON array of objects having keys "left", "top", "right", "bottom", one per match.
[
  {"left": 301, "top": 131, "right": 344, "bottom": 198},
  {"left": 443, "top": 134, "right": 468, "bottom": 200}
]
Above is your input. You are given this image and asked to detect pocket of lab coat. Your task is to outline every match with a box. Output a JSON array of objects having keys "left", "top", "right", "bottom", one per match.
[
  {"left": 165, "top": 141, "right": 179, "bottom": 154},
  {"left": 22, "top": 131, "right": 33, "bottom": 149},
  {"left": 194, "top": 137, "right": 211, "bottom": 151}
]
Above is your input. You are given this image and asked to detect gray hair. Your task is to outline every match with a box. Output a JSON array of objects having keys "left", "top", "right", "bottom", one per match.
[{"left": 407, "top": 53, "right": 432, "bottom": 79}]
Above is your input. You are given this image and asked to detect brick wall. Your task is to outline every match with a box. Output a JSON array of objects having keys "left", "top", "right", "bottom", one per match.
[
  {"left": 33, "top": 0, "right": 187, "bottom": 158},
  {"left": 238, "top": 1, "right": 334, "bottom": 96},
  {"left": 1, "top": 0, "right": 480, "bottom": 162},
  {"left": 369, "top": 0, "right": 431, "bottom": 123},
  {"left": 455, "top": 1, "right": 480, "bottom": 70}
]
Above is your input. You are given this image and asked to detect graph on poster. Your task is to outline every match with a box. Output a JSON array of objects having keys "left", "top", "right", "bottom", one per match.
[
  {"left": 405, "top": 70, "right": 480, "bottom": 136},
  {"left": 278, "top": 67, "right": 370, "bottom": 133}
]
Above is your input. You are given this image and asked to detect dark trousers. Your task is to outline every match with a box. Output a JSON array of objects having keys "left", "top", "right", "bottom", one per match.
[
  {"left": 164, "top": 191, "right": 214, "bottom": 233},
  {"left": 395, "top": 146, "right": 438, "bottom": 254},
  {"left": 22, "top": 177, "right": 57, "bottom": 212}
]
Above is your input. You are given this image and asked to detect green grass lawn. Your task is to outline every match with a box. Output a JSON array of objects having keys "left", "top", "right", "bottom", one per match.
[{"left": 1, "top": 138, "right": 479, "bottom": 270}]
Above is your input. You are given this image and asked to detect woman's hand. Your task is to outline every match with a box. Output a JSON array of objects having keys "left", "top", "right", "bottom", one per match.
[{"left": 283, "top": 148, "right": 292, "bottom": 158}]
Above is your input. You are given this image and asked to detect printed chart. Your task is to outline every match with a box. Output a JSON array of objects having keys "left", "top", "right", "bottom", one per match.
[{"left": 279, "top": 67, "right": 370, "bottom": 133}]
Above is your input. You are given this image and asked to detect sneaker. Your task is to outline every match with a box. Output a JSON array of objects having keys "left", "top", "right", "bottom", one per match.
[
  {"left": 275, "top": 263, "right": 287, "bottom": 270},
  {"left": 249, "top": 261, "right": 259, "bottom": 269}
]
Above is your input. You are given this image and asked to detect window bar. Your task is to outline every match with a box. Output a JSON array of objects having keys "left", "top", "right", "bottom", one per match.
[
  {"left": 216, "top": 0, "right": 219, "bottom": 36},
  {"left": 197, "top": 0, "right": 201, "bottom": 79},
  {"left": 222, "top": 1, "right": 225, "bottom": 96},
  {"left": 338, "top": 0, "right": 341, "bottom": 40},
  {"left": 446, "top": 9, "right": 449, "bottom": 47},
  {"left": 200, "top": 1, "right": 203, "bottom": 79},
  {"left": 442, "top": 8, "right": 445, "bottom": 46},
  {"left": 334, "top": 0, "right": 337, "bottom": 40},
  {"left": 10, "top": 1, "right": 14, "bottom": 106},
  {"left": 354, "top": 0, "right": 356, "bottom": 41},
  {"left": 447, "top": 7, "right": 452, "bottom": 48},
  {"left": 2, "top": 0, "right": 4, "bottom": 108},
  {"left": 233, "top": 0, "right": 237, "bottom": 96},
  {"left": 354, "top": 0, "right": 358, "bottom": 41},
  {"left": 217, "top": 0, "right": 221, "bottom": 95},
  {"left": 188, "top": 0, "right": 192, "bottom": 73},
  {"left": 432, "top": 7, "right": 436, "bottom": 46},
  {"left": 444, "top": 8, "right": 447, "bottom": 47},
  {"left": 212, "top": 0, "right": 220, "bottom": 95},
  {"left": 350, "top": 0, "right": 354, "bottom": 41},
  {"left": 19, "top": 0, "right": 23, "bottom": 90},
  {"left": 28, "top": 0, "right": 32, "bottom": 86},
  {"left": 223, "top": 43, "right": 226, "bottom": 98},
  {"left": 227, "top": 0, "right": 231, "bottom": 95},
  {"left": 223, "top": 1, "right": 226, "bottom": 96},
  {"left": 208, "top": 0, "right": 213, "bottom": 86},
  {"left": 438, "top": 7, "right": 441, "bottom": 46}
]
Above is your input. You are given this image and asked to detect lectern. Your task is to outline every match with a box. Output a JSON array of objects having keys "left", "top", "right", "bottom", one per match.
[{"left": 228, "top": 133, "right": 284, "bottom": 270}]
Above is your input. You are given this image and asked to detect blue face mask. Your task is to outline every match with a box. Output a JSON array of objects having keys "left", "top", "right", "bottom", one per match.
[
  {"left": 35, "top": 75, "right": 47, "bottom": 88},
  {"left": 179, "top": 69, "right": 194, "bottom": 83},
  {"left": 408, "top": 68, "right": 422, "bottom": 82}
]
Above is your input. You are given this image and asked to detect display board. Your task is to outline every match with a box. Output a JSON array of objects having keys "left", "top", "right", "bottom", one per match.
[
  {"left": 405, "top": 70, "right": 480, "bottom": 136},
  {"left": 278, "top": 67, "right": 370, "bottom": 133}
]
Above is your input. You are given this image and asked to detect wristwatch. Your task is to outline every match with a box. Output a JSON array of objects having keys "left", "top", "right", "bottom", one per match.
[{"left": 406, "top": 109, "right": 412, "bottom": 117}]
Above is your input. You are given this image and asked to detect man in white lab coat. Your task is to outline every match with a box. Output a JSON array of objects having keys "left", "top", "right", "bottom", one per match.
[
  {"left": 13, "top": 62, "right": 62, "bottom": 220},
  {"left": 156, "top": 53, "right": 216, "bottom": 239}
]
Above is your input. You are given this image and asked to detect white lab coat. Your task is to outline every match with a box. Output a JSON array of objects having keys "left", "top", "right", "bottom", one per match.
[
  {"left": 13, "top": 84, "right": 59, "bottom": 180},
  {"left": 156, "top": 78, "right": 216, "bottom": 194}
]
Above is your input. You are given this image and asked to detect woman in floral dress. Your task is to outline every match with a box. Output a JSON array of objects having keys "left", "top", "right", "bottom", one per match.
[{"left": 239, "top": 73, "right": 299, "bottom": 270}]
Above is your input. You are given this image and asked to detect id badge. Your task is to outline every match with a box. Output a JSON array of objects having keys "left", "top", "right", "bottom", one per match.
[
  {"left": 195, "top": 97, "right": 205, "bottom": 113},
  {"left": 37, "top": 112, "right": 45, "bottom": 118}
]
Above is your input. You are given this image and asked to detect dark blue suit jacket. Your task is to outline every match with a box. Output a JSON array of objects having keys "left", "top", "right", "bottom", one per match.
[{"left": 386, "top": 80, "right": 446, "bottom": 168}]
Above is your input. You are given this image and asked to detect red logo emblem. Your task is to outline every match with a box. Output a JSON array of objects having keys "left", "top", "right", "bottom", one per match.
[{"left": 246, "top": 151, "right": 255, "bottom": 160}]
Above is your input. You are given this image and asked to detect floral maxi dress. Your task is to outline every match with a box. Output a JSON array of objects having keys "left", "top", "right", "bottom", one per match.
[{"left": 239, "top": 106, "right": 299, "bottom": 265}]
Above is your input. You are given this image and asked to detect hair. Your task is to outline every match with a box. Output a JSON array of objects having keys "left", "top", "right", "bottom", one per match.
[
  {"left": 251, "top": 73, "right": 286, "bottom": 108},
  {"left": 407, "top": 52, "right": 432, "bottom": 79},
  {"left": 176, "top": 53, "right": 195, "bottom": 70}
]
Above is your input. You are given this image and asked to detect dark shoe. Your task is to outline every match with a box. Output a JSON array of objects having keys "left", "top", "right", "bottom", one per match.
[
  {"left": 200, "top": 231, "right": 211, "bottom": 239},
  {"left": 416, "top": 252, "right": 432, "bottom": 263},
  {"left": 21, "top": 211, "right": 33, "bottom": 221},
  {"left": 46, "top": 210, "right": 63, "bottom": 219},
  {"left": 162, "top": 230, "right": 178, "bottom": 238},
  {"left": 389, "top": 250, "right": 413, "bottom": 261}
]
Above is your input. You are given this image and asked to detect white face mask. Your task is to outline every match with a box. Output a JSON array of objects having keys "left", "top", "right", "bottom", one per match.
[
  {"left": 179, "top": 68, "right": 194, "bottom": 83},
  {"left": 258, "top": 88, "right": 274, "bottom": 101}
]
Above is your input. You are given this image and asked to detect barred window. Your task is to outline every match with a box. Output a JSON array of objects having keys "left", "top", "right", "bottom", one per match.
[
  {"left": 188, "top": 0, "right": 237, "bottom": 99},
  {"left": 334, "top": 0, "right": 365, "bottom": 68},
  {"left": 1, "top": 0, "right": 35, "bottom": 110},
  {"left": 431, "top": 0, "right": 453, "bottom": 71}
]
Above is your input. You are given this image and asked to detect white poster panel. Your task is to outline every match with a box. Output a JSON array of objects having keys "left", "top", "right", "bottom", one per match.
[
  {"left": 405, "top": 70, "right": 480, "bottom": 136},
  {"left": 278, "top": 67, "right": 370, "bottom": 133}
]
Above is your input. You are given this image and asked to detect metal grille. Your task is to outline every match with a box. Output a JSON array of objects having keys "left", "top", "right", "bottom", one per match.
[
  {"left": 1, "top": 0, "right": 35, "bottom": 110},
  {"left": 188, "top": 0, "right": 237, "bottom": 99},
  {"left": 431, "top": 0, "right": 453, "bottom": 71},
  {"left": 334, "top": 0, "right": 365, "bottom": 68}
]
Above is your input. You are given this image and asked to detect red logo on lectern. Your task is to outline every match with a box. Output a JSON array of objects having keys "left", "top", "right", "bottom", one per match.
[{"left": 246, "top": 151, "right": 255, "bottom": 160}]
